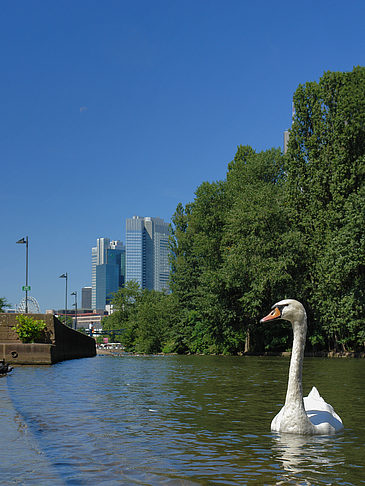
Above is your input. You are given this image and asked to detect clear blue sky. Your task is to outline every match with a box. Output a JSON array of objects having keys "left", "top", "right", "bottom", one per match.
[{"left": 1, "top": 0, "right": 364, "bottom": 311}]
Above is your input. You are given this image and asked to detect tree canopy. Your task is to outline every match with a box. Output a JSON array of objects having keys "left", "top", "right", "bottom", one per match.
[
  {"left": 103, "top": 67, "right": 365, "bottom": 354},
  {"left": 285, "top": 66, "right": 365, "bottom": 350}
]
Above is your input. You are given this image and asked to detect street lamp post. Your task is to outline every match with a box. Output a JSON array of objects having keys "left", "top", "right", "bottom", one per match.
[
  {"left": 16, "top": 236, "right": 29, "bottom": 313},
  {"left": 59, "top": 273, "right": 68, "bottom": 325},
  {"left": 71, "top": 291, "right": 77, "bottom": 330}
]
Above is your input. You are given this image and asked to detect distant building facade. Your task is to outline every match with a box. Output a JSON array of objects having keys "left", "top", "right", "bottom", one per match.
[
  {"left": 284, "top": 130, "right": 290, "bottom": 154},
  {"left": 91, "top": 238, "right": 125, "bottom": 310},
  {"left": 46, "top": 309, "right": 107, "bottom": 330},
  {"left": 125, "top": 216, "right": 170, "bottom": 291},
  {"left": 81, "top": 286, "right": 92, "bottom": 309},
  {"left": 283, "top": 102, "right": 295, "bottom": 154}
]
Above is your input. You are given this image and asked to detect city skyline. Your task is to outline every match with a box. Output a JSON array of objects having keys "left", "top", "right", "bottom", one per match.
[
  {"left": 7, "top": 214, "right": 170, "bottom": 313},
  {"left": 87, "top": 216, "right": 171, "bottom": 313},
  {"left": 1, "top": 1, "right": 364, "bottom": 311}
]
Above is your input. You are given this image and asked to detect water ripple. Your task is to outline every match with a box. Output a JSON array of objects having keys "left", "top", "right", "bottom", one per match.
[{"left": 2, "top": 355, "right": 365, "bottom": 485}]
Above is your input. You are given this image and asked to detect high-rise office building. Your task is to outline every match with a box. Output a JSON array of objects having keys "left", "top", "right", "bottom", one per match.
[
  {"left": 283, "top": 102, "right": 295, "bottom": 154},
  {"left": 81, "top": 286, "right": 92, "bottom": 309},
  {"left": 91, "top": 238, "right": 125, "bottom": 310},
  {"left": 125, "top": 216, "right": 170, "bottom": 291},
  {"left": 284, "top": 130, "right": 290, "bottom": 154}
]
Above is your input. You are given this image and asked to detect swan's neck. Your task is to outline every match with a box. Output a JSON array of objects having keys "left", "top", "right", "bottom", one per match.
[{"left": 285, "top": 314, "right": 307, "bottom": 407}]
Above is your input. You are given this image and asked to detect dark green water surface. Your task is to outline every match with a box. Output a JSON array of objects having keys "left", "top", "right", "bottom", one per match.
[{"left": 1, "top": 355, "right": 364, "bottom": 485}]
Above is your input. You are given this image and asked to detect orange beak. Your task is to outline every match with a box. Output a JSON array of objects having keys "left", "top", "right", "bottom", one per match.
[{"left": 260, "top": 306, "right": 281, "bottom": 323}]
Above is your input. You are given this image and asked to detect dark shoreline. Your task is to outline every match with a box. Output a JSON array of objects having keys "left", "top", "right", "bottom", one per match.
[{"left": 96, "top": 348, "right": 365, "bottom": 358}]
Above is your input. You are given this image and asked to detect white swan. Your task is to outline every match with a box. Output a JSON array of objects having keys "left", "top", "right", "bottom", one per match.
[{"left": 260, "top": 299, "right": 344, "bottom": 435}]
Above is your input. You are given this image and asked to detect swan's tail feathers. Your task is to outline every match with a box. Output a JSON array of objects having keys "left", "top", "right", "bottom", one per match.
[
  {"left": 307, "top": 386, "right": 321, "bottom": 399},
  {"left": 304, "top": 386, "right": 343, "bottom": 428},
  {"left": 304, "top": 386, "right": 334, "bottom": 413}
]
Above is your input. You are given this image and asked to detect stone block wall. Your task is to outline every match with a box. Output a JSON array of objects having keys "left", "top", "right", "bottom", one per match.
[{"left": 0, "top": 313, "right": 96, "bottom": 364}]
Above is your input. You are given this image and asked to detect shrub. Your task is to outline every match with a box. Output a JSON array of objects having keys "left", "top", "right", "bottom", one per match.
[{"left": 13, "top": 315, "right": 47, "bottom": 343}]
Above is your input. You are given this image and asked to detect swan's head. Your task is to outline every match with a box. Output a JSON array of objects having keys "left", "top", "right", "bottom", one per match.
[{"left": 260, "top": 299, "right": 306, "bottom": 325}]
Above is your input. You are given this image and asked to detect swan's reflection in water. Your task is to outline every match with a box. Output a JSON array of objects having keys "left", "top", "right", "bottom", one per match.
[{"left": 272, "top": 432, "right": 345, "bottom": 483}]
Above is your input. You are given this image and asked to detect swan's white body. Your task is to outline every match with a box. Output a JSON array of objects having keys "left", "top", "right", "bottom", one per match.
[{"left": 261, "top": 299, "right": 344, "bottom": 435}]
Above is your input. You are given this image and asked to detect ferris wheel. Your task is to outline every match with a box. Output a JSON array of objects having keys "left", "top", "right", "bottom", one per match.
[{"left": 17, "top": 296, "right": 41, "bottom": 314}]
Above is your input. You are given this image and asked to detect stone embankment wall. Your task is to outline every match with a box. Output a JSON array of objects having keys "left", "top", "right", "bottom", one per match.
[{"left": 0, "top": 313, "right": 96, "bottom": 364}]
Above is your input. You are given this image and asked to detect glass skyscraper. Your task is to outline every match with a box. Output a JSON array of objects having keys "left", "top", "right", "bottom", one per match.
[
  {"left": 91, "top": 238, "right": 125, "bottom": 310},
  {"left": 125, "top": 216, "right": 170, "bottom": 291}
]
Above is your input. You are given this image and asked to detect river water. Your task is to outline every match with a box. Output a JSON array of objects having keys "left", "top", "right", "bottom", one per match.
[{"left": 0, "top": 354, "right": 364, "bottom": 485}]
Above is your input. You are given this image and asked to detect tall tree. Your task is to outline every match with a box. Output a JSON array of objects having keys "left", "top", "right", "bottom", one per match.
[
  {"left": 222, "top": 146, "right": 299, "bottom": 351},
  {"left": 132, "top": 290, "right": 178, "bottom": 354},
  {"left": 103, "top": 281, "right": 179, "bottom": 353},
  {"left": 169, "top": 146, "right": 299, "bottom": 353},
  {"left": 285, "top": 66, "right": 365, "bottom": 350},
  {"left": 170, "top": 180, "right": 233, "bottom": 353},
  {"left": 102, "top": 280, "right": 142, "bottom": 348}
]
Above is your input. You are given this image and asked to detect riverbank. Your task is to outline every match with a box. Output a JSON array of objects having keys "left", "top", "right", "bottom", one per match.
[
  {"left": 96, "top": 347, "right": 365, "bottom": 358},
  {"left": 96, "top": 347, "right": 124, "bottom": 356}
]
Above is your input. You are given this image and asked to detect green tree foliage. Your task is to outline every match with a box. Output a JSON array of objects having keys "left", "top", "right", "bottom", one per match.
[
  {"left": 222, "top": 146, "right": 299, "bottom": 351},
  {"left": 102, "top": 281, "right": 178, "bottom": 353},
  {"left": 102, "top": 280, "right": 141, "bottom": 348},
  {"left": 169, "top": 147, "right": 294, "bottom": 353},
  {"left": 132, "top": 290, "right": 177, "bottom": 354},
  {"left": 168, "top": 67, "right": 364, "bottom": 354},
  {"left": 286, "top": 66, "right": 365, "bottom": 350},
  {"left": 170, "top": 180, "right": 240, "bottom": 354}
]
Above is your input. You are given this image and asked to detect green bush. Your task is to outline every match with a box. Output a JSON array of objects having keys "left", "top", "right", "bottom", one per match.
[{"left": 13, "top": 315, "right": 47, "bottom": 343}]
